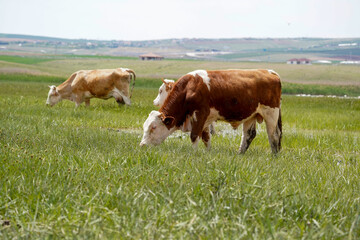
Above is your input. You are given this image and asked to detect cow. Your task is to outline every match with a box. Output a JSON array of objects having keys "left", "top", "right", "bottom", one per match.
[
  {"left": 46, "top": 68, "right": 136, "bottom": 107},
  {"left": 140, "top": 69, "right": 282, "bottom": 154}
]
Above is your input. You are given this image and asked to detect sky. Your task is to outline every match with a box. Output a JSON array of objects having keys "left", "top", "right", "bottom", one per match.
[{"left": 0, "top": 0, "right": 359, "bottom": 41}]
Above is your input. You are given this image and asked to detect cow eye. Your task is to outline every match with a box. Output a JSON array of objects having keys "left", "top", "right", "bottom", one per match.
[
  {"left": 152, "top": 126, "right": 156, "bottom": 130},
  {"left": 159, "top": 90, "right": 162, "bottom": 94}
]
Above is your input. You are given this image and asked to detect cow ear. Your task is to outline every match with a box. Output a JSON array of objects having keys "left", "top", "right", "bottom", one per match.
[
  {"left": 167, "top": 82, "right": 173, "bottom": 90},
  {"left": 162, "top": 116, "right": 175, "bottom": 127},
  {"left": 51, "top": 86, "right": 59, "bottom": 96},
  {"left": 161, "top": 78, "right": 166, "bottom": 84}
]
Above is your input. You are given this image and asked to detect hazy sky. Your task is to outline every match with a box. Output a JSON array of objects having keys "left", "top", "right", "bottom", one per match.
[{"left": 1, "top": 0, "right": 359, "bottom": 40}]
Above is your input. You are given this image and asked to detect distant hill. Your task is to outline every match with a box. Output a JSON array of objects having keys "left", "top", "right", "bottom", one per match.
[{"left": 0, "top": 33, "right": 359, "bottom": 62}]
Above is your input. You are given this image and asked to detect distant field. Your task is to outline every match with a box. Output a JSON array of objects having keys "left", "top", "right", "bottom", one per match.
[
  {"left": 0, "top": 79, "right": 359, "bottom": 238},
  {"left": 1, "top": 73, "right": 360, "bottom": 97},
  {"left": 1, "top": 54, "right": 360, "bottom": 97},
  {"left": 1, "top": 54, "right": 360, "bottom": 87}
]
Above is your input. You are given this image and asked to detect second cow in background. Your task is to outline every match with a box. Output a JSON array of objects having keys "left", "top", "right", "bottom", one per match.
[{"left": 46, "top": 68, "right": 135, "bottom": 107}]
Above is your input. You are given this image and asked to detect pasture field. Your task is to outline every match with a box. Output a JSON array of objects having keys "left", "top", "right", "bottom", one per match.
[
  {"left": 1, "top": 55, "right": 360, "bottom": 86},
  {"left": 0, "top": 57, "right": 360, "bottom": 238}
]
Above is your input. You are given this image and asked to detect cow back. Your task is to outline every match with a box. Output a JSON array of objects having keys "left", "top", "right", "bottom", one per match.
[{"left": 207, "top": 69, "right": 281, "bottom": 121}]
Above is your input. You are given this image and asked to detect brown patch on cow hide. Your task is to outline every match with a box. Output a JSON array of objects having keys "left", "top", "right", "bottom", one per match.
[{"left": 207, "top": 69, "right": 281, "bottom": 122}]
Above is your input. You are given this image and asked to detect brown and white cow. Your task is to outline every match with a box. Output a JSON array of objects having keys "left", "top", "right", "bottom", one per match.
[
  {"left": 46, "top": 68, "right": 135, "bottom": 107},
  {"left": 140, "top": 69, "right": 282, "bottom": 154}
]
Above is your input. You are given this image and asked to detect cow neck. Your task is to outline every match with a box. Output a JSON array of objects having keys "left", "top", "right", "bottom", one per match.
[
  {"left": 56, "top": 82, "right": 71, "bottom": 99},
  {"left": 159, "top": 79, "right": 189, "bottom": 127},
  {"left": 57, "top": 73, "right": 77, "bottom": 99}
]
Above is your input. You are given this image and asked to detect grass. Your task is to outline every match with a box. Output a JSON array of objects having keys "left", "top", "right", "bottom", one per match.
[
  {"left": 0, "top": 74, "right": 174, "bottom": 90},
  {"left": 0, "top": 74, "right": 64, "bottom": 84},
  {"left": 0, "top": 55, "right": 55, "bottom": 65},
  {"left": 282, "top": 82, "right": 360, "bottom": 97},
  {"left": 0, "top": 55, "right": 137, "bottom": 65},
  {"left": 0, "top": 78, "right": 359, "bottom": 238},
  {"left": 1, "top": 73, "right": 360, "bottom": 97},
  {"left": 2, "top": 55, "right": 360, "bottom": 86}
]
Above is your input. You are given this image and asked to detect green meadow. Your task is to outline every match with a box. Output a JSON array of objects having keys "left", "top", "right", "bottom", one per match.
[{"left": 0, "top": 56, "right": 359, "bottom": 239}]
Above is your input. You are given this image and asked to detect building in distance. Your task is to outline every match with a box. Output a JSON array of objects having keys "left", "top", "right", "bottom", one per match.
[
  {"left": 139, "top": 53, "right": 164, "bottom": 60},
  {"left": 286, "top": 58, "right": 311, "bottom": 65}
]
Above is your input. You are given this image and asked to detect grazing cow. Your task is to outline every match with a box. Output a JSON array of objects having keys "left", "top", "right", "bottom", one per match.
[
  {"left": 140, "top": 69, "right": 282, "bottom": 154},
  {"left": 46, "top": 68, "right": 135, "bottom": 107}
]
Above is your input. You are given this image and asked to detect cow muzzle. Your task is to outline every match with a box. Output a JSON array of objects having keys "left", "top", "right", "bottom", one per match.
[
  {"left": 153, "top": 100, "right": 159, "bottom": 106},
  {"left": 139, "top": 140, "right": 146, "bottom": 147}
]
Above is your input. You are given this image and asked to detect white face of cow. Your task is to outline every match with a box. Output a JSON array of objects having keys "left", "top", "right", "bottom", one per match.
[
  {"left": 140, "top": 110, "right": 175, "bottom": 146},
  {"left": 46, "top": 85, "right": 62, "bottom": 106},
  {"left": 153, "top": 79, "right": 174, "bottom": 107}
]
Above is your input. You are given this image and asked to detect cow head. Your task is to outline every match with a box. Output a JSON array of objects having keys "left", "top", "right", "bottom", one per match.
[
  {"left": 46, "top": 85, "right": 62, "bottom": 106},
  {"left": 153, "top": 79, "right": 175, "bottom": 107},
  {"left": 140, "top": 110, "right": 176, "bottom": 146}
]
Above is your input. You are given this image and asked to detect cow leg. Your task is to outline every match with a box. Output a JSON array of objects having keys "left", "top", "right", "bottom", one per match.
[
  {"left": 74, "top": 94, "right": 83, "bottom": 108},
  {"left": 262, "top": 107, "right": 281, "bottom": 154},
  {"left": 192, "top": 136, "right": 200, "bottom": 149},
  {"left": 190, "top": 109, "right": 209, "bottom": 149},
  {"left": 201, "top": 126, "right": 211, "bottom": 150},
  {"left": 209, "top": 123, "right": 216, "bottom": 135},
  {"left": 85, "top": 98, "right": 90, "bottom": 107},
  {"left": 238, "top": 117, "right": 257, "bottom": 154}
]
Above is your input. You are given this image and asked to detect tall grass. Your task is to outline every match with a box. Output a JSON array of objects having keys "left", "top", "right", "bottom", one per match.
[{"left": 0, "top": 81, "right": 359, "bottom": 239}]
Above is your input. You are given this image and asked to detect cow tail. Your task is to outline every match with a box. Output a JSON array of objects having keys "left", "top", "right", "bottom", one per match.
[
  {"left": 126, "top": 69, "right": 136, "bottom": 98},
  {"left": 277, "top": 107, "right": 282, "bottom": 150}
]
